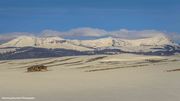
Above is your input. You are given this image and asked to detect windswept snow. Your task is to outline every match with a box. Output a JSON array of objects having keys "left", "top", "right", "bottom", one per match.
[{"left": 0, "top": 54, "right": 180, "bottom": 101}]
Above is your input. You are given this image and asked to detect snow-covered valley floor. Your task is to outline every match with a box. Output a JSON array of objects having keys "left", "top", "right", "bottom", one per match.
[{"left": 0, "top": 54, "right": 180, "bottom": 101}]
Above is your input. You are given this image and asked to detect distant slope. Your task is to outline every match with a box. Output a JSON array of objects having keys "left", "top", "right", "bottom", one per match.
[
  {"left": 0, "top": 34, "right": 179, "bottom": 60},
  {"left": 1, "top": 36, "right": 91, "bottom": 51},
  {"left": 0, "top": 47, "right": 91, "bottom": 60}
]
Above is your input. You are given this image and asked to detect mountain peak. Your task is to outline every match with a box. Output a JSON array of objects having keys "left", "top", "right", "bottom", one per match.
[
  {"left": 1, "top": 36, "right": 65, "bottom": 48},
  {"left": 113, "top": 34, "right": 173, "bottom": 47},
  {"left": 1, "top": 36, "right": 36, "bottom": 47}
]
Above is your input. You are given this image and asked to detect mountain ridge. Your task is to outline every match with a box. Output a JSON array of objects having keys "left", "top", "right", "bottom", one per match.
[
  {"left": 0, "top": 34, "right": 175, "bottom": 48},
  {"left": 0, "top": 34, "right": 179, "bottom": 60}
]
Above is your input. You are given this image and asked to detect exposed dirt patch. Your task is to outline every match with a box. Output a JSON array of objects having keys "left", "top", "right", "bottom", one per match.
[
  {"left": 86, "top": 56, "right": 107, "bottom": 62},
  {"left": 48, "top": 60, "right": 83, "bottom": 67},
  {"left": 39, "top": 57, "right": 75, "bottom": 65},
  {"left": 8, "top": 58, "right": 50, "bottom": 65},
  {"left": 11, "top": 57, "right": 75, "bottom": 69},
  {"left": 167, "top": 68, "right": 180, "bottom": 72},
  {"left": 145, "top": 59, "right": 169, "bottom": 63},
  {"left": 85, "top": 64, "right": 148, "bottom": 72},
  {"left": 0, "top": 61, "right": 8, "bottom": 64}
]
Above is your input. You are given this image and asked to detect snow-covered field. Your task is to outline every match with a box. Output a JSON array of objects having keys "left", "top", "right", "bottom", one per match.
[{"left": 0, "top": 54, "right": 180, "bottom": 101}]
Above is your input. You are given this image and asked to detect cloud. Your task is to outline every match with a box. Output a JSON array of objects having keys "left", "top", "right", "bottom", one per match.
[
  {"left": 109, "top": 29, "right": 165, "bottom": 39},
  {"left": 41, "top": 30, "right": 64, "bottom": 37},
  {"left": 68, "top": 28, "right": 108, "bottom": 37},
  {"left": 41, "top": 28, "right": 108, "bottom": 37},
  {"left": 40, "top": 28, "right": 165, "bottom": 39},
  {"left": 0, "top": 27, "right": 179, "bottom": 43}
]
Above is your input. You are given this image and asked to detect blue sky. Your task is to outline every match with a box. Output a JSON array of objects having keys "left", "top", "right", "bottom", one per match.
[{"left": 0, "top": 0, "right": 180, "bottom": 41}]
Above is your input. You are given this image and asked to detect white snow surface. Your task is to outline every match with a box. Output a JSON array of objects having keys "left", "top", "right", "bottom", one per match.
[
  {"left": 0, "top": 54, "right": 180, "bottom": 101},
  {"left": 0, "top": 34, "right": 177, "bottom": 52}
]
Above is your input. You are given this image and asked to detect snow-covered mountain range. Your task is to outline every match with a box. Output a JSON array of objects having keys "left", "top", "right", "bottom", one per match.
[{"left": 0, "top": 34, "right": 179, "bottom": 60}]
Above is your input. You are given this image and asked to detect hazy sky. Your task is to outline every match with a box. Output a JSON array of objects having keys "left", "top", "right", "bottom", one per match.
[{"left": 0, "top": 0, "right": 179, "bottom": 41}]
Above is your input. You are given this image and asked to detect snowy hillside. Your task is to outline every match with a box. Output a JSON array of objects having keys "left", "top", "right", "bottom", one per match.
[
  {"left": 1, "top": 34, "right": 175, "bottom": 48},
  {"left": 1, "top": 36, "right": 91, "bottom": 51},
  {"left": 0, "top": 34, "right": 179, "bottom": 60},
  {"left": 0, "top": 54, "right": 180, "bottom": 101}
]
